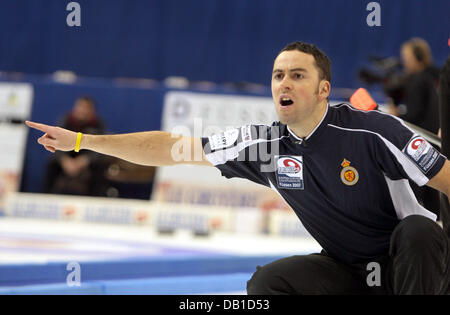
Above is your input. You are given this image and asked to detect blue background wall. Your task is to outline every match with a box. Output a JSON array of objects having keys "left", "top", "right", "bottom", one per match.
[{"left": 0, "top": 0, "right": 448, "bottom": 89}]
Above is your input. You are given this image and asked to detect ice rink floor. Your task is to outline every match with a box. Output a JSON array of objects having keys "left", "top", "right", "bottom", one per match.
[{"left": 0, "top": 217, "right": 321, "bottom": 295}]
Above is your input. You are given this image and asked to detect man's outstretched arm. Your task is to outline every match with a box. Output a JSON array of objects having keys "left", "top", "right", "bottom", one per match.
[{"left": 25, "top": 121, "right": 213, "bottom": 167}]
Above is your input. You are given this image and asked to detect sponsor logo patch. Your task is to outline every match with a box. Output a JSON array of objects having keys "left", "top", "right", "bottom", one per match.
[
  {"left": 403, "top": 136, "right": 439, "bottom": 173},
  {"left": 275, "top": 155, "right": 304, "bottom": 189}
]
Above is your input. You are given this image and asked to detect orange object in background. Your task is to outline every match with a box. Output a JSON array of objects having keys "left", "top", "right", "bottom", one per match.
[{"left": 350, "top": 88, "right": 378, "bottom": 111}]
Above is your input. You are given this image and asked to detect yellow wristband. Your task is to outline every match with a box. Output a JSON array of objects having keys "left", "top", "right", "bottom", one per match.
[{"left": 74, "top": 132, "right": 83, "bottom": 152}]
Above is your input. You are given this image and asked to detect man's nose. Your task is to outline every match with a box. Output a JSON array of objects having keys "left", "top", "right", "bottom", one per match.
[{"left": 280, "top": 76, "right": 293, "bottom": 90}]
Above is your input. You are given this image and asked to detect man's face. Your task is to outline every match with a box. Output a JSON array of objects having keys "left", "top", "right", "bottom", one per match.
[{"left": 271, "top": 50, "right": 323, "bottom": 126}]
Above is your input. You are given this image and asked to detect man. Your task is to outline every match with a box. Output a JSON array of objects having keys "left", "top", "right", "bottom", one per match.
[{"left": 26, "top": 41, "right": 450, "bottom": 294}]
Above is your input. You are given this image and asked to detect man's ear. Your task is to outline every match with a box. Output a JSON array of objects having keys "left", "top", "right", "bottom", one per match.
[{"left": 318, "top": 80, "right": 331, "bottom": 101}]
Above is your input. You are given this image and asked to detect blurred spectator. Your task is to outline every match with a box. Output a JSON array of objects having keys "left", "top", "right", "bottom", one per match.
[
  {"left": 391, "top": 38, "right": 440, "bottom": 134},
  {"left": 43, "top": 96, "right": 109, "bottom": 196},
  {"left": 389, "top": 38, "right": 441, "bottom": 217}
]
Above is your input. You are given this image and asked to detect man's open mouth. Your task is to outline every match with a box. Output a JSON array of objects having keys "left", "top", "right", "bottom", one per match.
[{"left": 280, "top": 97, "right": 294, "bottom": 106}]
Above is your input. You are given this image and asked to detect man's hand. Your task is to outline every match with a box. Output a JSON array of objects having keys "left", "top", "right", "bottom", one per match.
[{"left": 26, "top": 121, "right": 77, "bottom": 153}]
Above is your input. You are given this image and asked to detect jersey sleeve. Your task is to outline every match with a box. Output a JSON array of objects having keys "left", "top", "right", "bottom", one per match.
[
  {"left": 372, "top": 114, "right": 447, "bottom": 186},
  {"left": 201, "top": 125, "right": 274, "bottom": 187}
]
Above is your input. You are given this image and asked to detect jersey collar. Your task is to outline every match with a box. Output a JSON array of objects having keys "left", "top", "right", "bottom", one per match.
[{"left": 287, "top": 103, "right": 330, "bottom": 145}]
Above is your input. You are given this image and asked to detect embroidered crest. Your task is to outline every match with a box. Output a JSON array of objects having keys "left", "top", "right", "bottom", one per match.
[{"left": 340, "top": 158, "right": 359, "bottom": 186}]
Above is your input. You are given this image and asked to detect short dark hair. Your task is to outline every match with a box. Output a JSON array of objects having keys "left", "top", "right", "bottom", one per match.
[{"left": 278, "top": 41, "right": 331, "bottom": 83}]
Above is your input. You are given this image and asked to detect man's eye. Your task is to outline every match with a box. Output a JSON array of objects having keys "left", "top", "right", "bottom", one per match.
[
  {"left": 274, "top": 74, "right": 283, "bottom": 80},
  {"left": 294, "top": 73, "right": 303, "bottom": 79}
]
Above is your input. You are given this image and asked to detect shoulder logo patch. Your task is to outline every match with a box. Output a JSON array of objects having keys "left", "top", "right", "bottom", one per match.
[
  {"left": 209, "top": 128, "right": 239, "bottom": 150},
  {"left": 403, "top": 135, "right": 439, "bottom": 173}
]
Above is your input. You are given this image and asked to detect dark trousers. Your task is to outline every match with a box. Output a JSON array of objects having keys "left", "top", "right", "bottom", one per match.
[{"left": 247, "top": 215, "right": 450, "bottom": 295}]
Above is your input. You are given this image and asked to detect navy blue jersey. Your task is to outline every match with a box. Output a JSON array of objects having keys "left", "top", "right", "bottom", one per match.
[{"left": 201, "top": 103, "right": 447, "bottom": 264}]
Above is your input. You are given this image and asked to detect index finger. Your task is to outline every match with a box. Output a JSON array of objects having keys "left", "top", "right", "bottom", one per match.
[{"left": 25, "top": 121, "right": 53, "bottom": 133}]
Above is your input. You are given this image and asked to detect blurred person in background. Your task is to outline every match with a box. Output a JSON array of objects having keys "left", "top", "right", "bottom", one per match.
[
  {"left": 390, "top": 38, "right": 440, "bottom": 134},
  {"left": 388, "top": 38, "right": 441, "bottom": 217},
  {"left": 43, "top": 96, "right": 108, "bottom": 196}
]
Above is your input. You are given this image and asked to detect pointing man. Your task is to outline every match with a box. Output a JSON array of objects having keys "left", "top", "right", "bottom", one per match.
[{"left": 27, "top": 41, "right": 450, "bottom": 294}]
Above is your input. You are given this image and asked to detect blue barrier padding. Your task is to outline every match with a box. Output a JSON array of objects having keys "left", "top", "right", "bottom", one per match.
[
  {"left": 0, "top": 255, "right": 284, "bottom": 287},
  {"left": 0, "top": 273, "right": 252, "bottom": 295}
]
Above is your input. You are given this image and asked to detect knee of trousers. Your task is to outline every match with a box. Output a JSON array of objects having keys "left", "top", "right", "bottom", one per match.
[
  {"left": 246, "top": 262, "right": 293, "bottom": 295},
  {"left": 246, "top": 265, "right": 272, "bottom": 295},
  {"left": 390, "top": 214, "right": 445, "bottom": 253}
]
